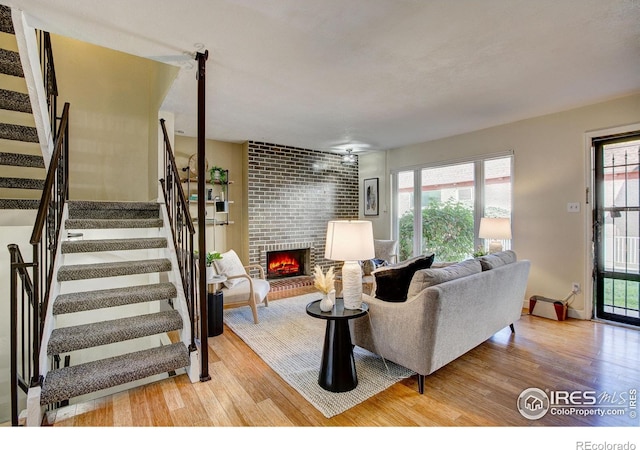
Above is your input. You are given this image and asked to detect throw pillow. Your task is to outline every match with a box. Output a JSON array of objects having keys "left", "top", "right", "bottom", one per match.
[
  {"left": 477, "top": 250, "right": 517, "bottom": 271},
  {"left": 362, "top": 258, "right": 388, "bottom": 275},
  {"left": 407, "top": 258, "right": 482, "bottom": 298},
  {"left": 213, "top": 249, "right": 247, "bottom": 288},
  {"left": 372, "top": 253, "right": 435, "bottom": 302}
]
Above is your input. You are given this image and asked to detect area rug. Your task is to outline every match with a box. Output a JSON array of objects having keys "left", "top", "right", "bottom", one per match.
[{"left": 223, "top": 293, "right": 415, "bottom": 418}]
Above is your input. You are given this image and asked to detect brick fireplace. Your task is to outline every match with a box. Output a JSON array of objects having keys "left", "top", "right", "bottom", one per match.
[
  {"left": 265, "top": 246, "right": 311, "bottom": 279},
  {"left": 247, "top": 141, "right": 359, "bottom": 275}
]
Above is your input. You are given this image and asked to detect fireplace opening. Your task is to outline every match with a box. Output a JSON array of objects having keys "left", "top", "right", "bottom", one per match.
[{"left": 267, "top": 249, "right": 309, "bottom": 279}]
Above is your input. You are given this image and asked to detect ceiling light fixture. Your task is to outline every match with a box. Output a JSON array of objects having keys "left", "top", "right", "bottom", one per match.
[{"left": 341, "top": 148, "right": 357, "bottom": 166}]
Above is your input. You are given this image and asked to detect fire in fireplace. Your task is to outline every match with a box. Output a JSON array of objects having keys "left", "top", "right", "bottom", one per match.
[{"left": 267, "top": 249, "right": 308, "bottom": 279}]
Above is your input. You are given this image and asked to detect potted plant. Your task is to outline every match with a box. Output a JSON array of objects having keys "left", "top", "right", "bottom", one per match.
[
  {"left": 206, "top": 251, "right": 222, "bottom": 280},
  {"left": 209, "top": 166, "right": 228, "bottom": 208},
  {"left": 209, "top": 166, "right": 227, "bottom": 185},
  {"left": 473, "top": 245, "right": 487, "bottom": 258}
]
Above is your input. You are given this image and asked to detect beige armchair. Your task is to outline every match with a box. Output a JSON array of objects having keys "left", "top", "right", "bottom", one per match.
[
  {"left": 373, "top": 239, "right": 398, "bottom": 265},
  {"left": 212, "top": 250, "right": 270, "bottom": 324}
]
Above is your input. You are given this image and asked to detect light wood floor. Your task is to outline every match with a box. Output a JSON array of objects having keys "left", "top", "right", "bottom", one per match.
[{"left": 43, "top": 286, "right": 640, "bottom": 427}]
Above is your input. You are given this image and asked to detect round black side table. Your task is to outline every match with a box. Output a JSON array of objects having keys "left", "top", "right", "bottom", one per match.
[{"left": 306, "top": 297, "right": 368, "bottom": 392}]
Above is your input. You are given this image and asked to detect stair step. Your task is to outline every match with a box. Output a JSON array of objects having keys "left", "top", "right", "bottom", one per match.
[
  {"left": 0, "top": 198, "right": 39, "bottom": 209},
  {"left": 61, "top": 237, "right": 167, "bottom": 254},
  {"left": 68, "top": 201, "right": 160, "bottom": 219},
  {"left": 65, "top": 218, "right": 164, "bottom": 229},
  {"left": 0, "top": 5, "right": 14, "bottom": 35},
  {"left": 0, "top": 48, "right": 23, "bottom": 77},
  {"left": 0, "top": 123, "right": 38, "bottom": 142},
  {"left": 0, "top": 89, "right": 31, "bottom": 113},
  {"left": 0, "top": 151, "right": 44, "bottom": 167},
  {"left": 53, "top": 282, "right": 177, "bottom": 315},
  {"left": 40, "top": 342, "right": 190, "bottom": 406},
  {"left": 47, "top": 310, "right": 183, "bottom": 355},
  {"left": 57, "top": 258, "right": 172, "bottom": 282},
  {"left": 0, "top": 176, "right": 44, "bottom": 189}
]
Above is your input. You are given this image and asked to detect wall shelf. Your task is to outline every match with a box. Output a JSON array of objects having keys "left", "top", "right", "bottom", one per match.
[{"left": 183, "top": 169, "right": 232, "bottom": 226}]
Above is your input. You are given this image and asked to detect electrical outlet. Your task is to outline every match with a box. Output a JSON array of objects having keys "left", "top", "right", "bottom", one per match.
[
  {"left": 572, "top": 282, "right": 580, "bottom": 293},
  {"left": 567, "top": 202, "right": 580, "bottom": 213}
]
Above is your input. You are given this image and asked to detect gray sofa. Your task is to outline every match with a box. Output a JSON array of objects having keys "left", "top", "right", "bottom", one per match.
[{"left": 352, "top": 251, "right": 530, "bottom": 394}]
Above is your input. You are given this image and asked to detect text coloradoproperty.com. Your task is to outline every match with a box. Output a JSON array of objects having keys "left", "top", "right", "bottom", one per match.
[{"left": 576, "top": 442, "right": 636, "bottom": 450}]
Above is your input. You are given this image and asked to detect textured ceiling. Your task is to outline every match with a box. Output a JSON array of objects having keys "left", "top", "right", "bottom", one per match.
[{"left": 7, "top": 0, "right": 640, "bottom": 153}]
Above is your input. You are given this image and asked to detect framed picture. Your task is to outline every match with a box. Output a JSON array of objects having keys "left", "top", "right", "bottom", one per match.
[{"left": 364, "top": 178, "right": 379, "bottom": 216}]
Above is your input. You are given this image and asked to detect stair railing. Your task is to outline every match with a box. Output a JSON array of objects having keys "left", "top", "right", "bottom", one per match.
[
  {"left": 159, "top": 119, "right": 201, "bottom": 374},
  {"left": 7, "top": 102, "right": 70, "bottom": 426},
  {"left": 37, "top": 30, "right": 58, "bottom": 137}
]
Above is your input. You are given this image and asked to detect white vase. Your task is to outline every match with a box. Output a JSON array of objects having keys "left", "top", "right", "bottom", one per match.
[
  {"left": 206, "top": 266, "right": 215, "bottom": 281},
  {"left": 319, "top": 289, "right": 335, "bottom": 312}
]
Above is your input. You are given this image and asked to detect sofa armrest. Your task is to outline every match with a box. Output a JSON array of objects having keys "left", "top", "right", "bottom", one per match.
[{"left": 353, "top": 292, "right": 439, "bottom": 373}]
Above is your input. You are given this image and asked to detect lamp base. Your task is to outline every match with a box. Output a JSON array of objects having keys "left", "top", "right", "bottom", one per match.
[
  {"left": 488, "top": 241, "right": 503, "bottom": 254},
  {"left": 341, "top": 260, "right": 363, "bottom": 309}
]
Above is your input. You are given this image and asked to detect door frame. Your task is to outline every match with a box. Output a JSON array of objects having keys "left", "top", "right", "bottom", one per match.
[{"left": 584, "top": 123, "right": 640, "bottom": 322}]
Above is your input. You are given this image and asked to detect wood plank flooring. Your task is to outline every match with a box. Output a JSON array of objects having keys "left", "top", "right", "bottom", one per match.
[{"left": 42, "top": 286, "right": 640, "bottom": 428}]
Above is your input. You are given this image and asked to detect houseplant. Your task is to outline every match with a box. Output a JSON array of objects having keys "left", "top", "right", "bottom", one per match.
[
  {"left": 209, "top": 166, "right": 228, "bottom": 208},
  {"left": 209, "top": 166, "right": 227, "bottom": 185},
  {"left": 206, "top": 251, "right": 222, "bottom": 280}
]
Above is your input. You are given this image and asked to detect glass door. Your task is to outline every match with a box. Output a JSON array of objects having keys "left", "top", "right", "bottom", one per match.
[{"left": 593, "top": 133, "right": 640, "bottom": 326}]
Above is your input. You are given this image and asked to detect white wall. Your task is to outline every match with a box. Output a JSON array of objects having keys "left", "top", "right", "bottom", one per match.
[{"left": 360, "top": 93, "right": 640, "bottom": 319}]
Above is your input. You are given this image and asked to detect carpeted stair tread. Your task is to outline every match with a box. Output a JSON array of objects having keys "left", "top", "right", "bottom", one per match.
[
  {"left": 0, "top": 5, "right": 14, "bottom": 35},
  {"left": 68, "top": 201, "right": 160, "bottom": 219},
  {"left": 47, "top": 310, "right": 184, "bottom": 355},
  {"left": 61, "top": 237, "right": 167, "bottom": 254},
  {"left": 0, "top": 88, "right": 31, "bottom": 113},
  {"left": 0, "top": 48, "right": 23, "bottom": 77},
  {"left": 0, "top": 198, "right": 39, "bottom": 209},
  {"left": 0, "top": 123, "right": 38, "bottom": 142},
  {"left": 57, "top": 258, "right": 172, "bottom": 281},
  {"left": 53, "top": 282, "right": 177, "bottom": 315},
  {"left": 0, "top": 176, "right": 44, "bottom": 189},
  {"left": 53, "top": 282, "right": 178, "bottom": 315},
  {"left": 65, "top": 218, "right": 164, "bottom": 229},
  {"left": 40, "top": 342, "right": 190, "bottom": 406},
  {"left": 0, "top": 151, "right": 44, "bottom": 167}
]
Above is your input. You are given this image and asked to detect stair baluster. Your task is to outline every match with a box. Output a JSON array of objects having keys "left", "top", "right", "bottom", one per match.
[{"left": 159, "top": 118, "right": 200, "bottom": 375}]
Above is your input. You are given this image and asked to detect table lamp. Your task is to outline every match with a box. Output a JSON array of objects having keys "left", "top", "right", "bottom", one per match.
[
  {"left": 325, "top": 220, "right": 375, "bottom": 309},
  {"left": 478, "top": 217, "right": 512, "bottom": 253}
]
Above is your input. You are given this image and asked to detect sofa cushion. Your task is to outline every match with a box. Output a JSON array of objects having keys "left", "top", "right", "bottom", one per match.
[
  {"left": 407, "top": 258, "right": 482, "bottom": 298},
  {"left": 477, "top": 250, "right": 517, "bottom": 271},
  {"left": 372, "top": 253, "right": 435, "bottom": 302}
]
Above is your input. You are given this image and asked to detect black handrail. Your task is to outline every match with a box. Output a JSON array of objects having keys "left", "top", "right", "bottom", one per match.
[
  {"left": 159, "top": 118, "right": 199, "bottom": 366},
  {"left": 195, "top": 50, "right": 210, "bottom": 382},
  {"left": 8, "top": 102, "right": 70, "bottom": 426}
]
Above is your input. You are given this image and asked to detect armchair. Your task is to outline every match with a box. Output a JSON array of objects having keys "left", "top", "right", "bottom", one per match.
[
  {"left": 373, "top": 239, "right": 398, "bottom": 265},
  {"left": 212, "top": 250, "right": 270, "bottom": 324}
]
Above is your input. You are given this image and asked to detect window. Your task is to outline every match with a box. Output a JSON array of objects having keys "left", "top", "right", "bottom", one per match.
[{"left": 393, "top": 154, "right": 513, "bottom": 262}]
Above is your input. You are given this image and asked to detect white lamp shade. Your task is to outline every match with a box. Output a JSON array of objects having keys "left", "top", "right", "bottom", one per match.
[
  {"left": 478, "top": 217, "right": 512, "bottom": 240},
  {"left": 324, "top": 220, "right": 375, "bottom": 261}
]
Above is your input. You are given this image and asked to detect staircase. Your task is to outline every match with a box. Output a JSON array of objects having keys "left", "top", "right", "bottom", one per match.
[
  {"left": 0, "top": 4, "right": 45, "bottom": 214},
  {"left": 38, "top": 200, "right": 191, "bottom": 409}
]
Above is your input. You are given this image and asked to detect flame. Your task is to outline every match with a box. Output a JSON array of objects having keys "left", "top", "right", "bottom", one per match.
[{"left": 268, "top": 253, "right": 301, "bottom": 276}]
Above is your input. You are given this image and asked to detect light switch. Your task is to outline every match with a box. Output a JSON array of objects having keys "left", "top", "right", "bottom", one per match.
[{"left": 567, "top": 202, "right": 580, "bottom": 213}]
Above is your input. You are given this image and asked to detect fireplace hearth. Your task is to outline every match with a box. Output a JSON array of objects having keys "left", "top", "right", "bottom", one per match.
[{"left": 267, "top": 248, "right": 309, "bottom": 279}]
